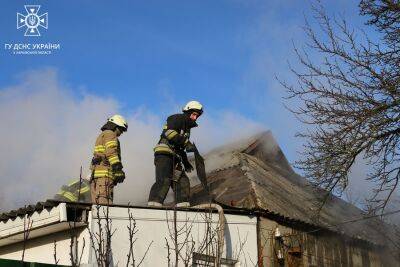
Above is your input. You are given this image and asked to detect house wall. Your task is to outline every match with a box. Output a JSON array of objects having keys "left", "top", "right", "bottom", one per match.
[
  {"left": 0, "top": 207, "right": 258, "bottom": 266},
  {"left": 258, "top": 217, "right": 399, "bottom": 267},
  {"left": 0, "top": 227, "right": 90, "bottom": 266},
  {"left": 89, "top": 206, "right": 258, "bottom": 266}
]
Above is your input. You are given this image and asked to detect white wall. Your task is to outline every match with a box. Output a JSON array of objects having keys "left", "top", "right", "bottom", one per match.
[
  {"left": 89, "top": 207, "right": 258, "bottom": 266},
  {"left": 0, "top": 206, "right": 258, "bottom": 266},
  {"left": 0, "top": 227, "right": 89, "bottom": 266}
]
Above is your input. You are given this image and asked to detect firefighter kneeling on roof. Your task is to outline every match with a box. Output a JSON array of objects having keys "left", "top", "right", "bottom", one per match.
[
  {"left": 148, "top": 100, "right": 203, "bottom": 208},
  {"left": 90, "top": 115, "right": 128, "bottom": 204},
  {"left": 54, "top": 178, "right": 91, "bottom": 203}
]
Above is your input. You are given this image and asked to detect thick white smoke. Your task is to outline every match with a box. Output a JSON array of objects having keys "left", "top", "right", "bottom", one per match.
[{"left": 0, "top": 68, "right": 265, "bottom": 210}]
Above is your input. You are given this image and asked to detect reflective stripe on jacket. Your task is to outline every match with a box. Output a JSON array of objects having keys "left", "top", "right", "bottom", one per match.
[
  {"left": 91, "top": 130, "right": 121, "bottom": 180},
  {"left": 153, "top": 113, "right": 196, "bottom": 156},
  {"left": 55, "top": 179, "right": 91, "bottom": 202}
]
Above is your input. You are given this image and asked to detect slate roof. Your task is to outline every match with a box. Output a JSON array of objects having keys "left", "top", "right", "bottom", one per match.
[
  {"left": 0, "top": 200, "right": 93, "bottom": 223},
  {"left": 0, "top": 200, "right": 60, "bottom": 222},
  {"left": 190, "top": 131, "right": 399, "bottom": 246}
]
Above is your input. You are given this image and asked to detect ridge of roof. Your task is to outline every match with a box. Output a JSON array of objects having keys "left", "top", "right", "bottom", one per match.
[
  {"left": 237, "top": 153, "right": 264, "bottom": 210},
  {"left": 190, "top": 132, "right": 399, "bottom": 246}
]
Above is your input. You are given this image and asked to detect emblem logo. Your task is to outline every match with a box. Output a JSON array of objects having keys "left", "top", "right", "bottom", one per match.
[{"left": 17, "top": 5, "right": 48, "bottom": 37}]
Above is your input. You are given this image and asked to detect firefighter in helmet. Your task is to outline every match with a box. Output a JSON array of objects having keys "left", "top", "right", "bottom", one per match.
[
  {"left": 90, "top": 114, "right": 128, "bottom": 204},
  {"left": 54, "top": 178, "right": 91, "bottom": 203},
  {"left": 148, "top": 101, "right": 203, "bottom": 207}
]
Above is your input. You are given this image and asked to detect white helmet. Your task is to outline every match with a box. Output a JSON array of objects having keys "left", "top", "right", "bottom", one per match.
[
  {"left": 108, "top": 114, "right": 128, "bottom": 131},
  {"left": 182, "top": 100, "right": 203, "bottom": 115}
]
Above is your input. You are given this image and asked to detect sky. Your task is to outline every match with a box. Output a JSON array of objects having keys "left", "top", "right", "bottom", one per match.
[{"left": 1, "top": 0, "right": 395, "bottom": 213}]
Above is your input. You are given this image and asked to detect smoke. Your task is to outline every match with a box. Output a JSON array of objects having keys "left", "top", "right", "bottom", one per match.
[
  {"left": 0, "top": 68, "right": 118, "bottom": 210},
  {"left": 0, "top": 68, "right": 265, "bottom": 210},
  {"left": 192, "top": 111, "right": 265, "bottom": 152}
]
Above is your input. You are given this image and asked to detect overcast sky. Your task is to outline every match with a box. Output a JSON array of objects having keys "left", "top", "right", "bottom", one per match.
[{"left": 1, "top": 0, "right": 394, "bottom": 212}]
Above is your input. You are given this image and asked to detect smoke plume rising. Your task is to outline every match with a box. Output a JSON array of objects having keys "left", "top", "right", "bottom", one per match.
[{"left": 0, "top": 68, "right": 265, "bottom": 210}]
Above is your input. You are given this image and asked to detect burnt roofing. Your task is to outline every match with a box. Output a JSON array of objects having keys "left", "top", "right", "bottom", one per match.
[{"left": 190, "top": 131, "right": 399, "bottom": 246}]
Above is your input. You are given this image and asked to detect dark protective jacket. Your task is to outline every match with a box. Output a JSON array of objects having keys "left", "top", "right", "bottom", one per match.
[{"left": 154, "top": 113, "right": 197, "bottom": 160}]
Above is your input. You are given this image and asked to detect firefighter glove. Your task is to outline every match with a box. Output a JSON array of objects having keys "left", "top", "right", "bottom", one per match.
[
  {"left": 183, "top": 160, "right": 194, "bottom": 173},
  {"left": 185, "top": 142, "right": 197, "bottom": 153},
  {"left": 111, "top": 162, "right": 123, "bottom": 172},
  {"left": 91, "top": 156, "right": 102, "bottom": 165},
  {"left": 114, "top": 170, "right": 125, "bottom": 184}
]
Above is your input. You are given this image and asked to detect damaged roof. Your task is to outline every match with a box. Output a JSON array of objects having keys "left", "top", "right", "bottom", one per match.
[{"left": 190, "top": 131, "right": 399, "bottom": 246}]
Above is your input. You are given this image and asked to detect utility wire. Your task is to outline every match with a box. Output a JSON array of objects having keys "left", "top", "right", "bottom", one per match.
[
  {"left": 258, "top": 209, "right": 400, "bottom": 238},
  {"left": 259, "top": 209, "right": 400, "bottom": 255},
  {"left": 327, "top": 209, "right": 400, "bottom": 227}
]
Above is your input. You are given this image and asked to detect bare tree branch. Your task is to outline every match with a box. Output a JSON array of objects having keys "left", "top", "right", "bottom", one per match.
[
  {"left": 281, "top": 0, "right": 400, "bottom": 214},
  {"left": 53, "top": 240, "right": 60, "bottom": 265},
  {"left": 21, "top": 212, "right": 33, "bottom": 262}
]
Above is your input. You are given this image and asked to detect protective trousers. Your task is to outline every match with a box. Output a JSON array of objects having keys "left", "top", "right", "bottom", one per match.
[
  {"left": 91, "top": 177, "right": 114, "bottom": 204},
  {"left": 148, "top": 154, "right": 190, "bottom": 204}
]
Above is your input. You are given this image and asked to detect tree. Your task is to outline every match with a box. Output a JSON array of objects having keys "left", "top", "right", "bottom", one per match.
[{"left": 281, "top": 0, "right": 400, "bottom": 213}]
